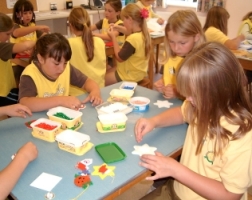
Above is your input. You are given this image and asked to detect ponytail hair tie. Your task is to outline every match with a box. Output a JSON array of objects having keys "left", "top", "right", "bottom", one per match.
[{"left": 140, "top": 8, "right": 149, "bottom": 19}]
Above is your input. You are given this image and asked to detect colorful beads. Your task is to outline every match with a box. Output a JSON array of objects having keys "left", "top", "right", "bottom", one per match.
[
  {"left": 53, "top": 112, "right": 73, "bottom": 120},
  {"left": 35, "top": 123, "right": 57, "bottom": 130}
]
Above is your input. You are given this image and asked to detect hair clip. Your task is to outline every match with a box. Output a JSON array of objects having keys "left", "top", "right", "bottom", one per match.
[{"left": 140, "top": 8, "right": 149, "bottom": 19}]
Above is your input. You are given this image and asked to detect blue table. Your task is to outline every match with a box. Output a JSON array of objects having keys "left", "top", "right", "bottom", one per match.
[{"left": 0, "top": 83, "right": 187, "bottom": 200}]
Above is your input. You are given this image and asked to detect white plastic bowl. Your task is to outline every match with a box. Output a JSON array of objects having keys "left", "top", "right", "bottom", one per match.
[{"left": 129, "top": 97, "right": 150, "bottom": 112}]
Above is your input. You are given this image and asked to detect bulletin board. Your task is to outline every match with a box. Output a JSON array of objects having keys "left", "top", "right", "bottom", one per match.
[{"left": 0, "top": 0, "right": 38, "bottom": 14}]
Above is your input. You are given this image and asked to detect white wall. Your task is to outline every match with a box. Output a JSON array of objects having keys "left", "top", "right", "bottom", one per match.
[
  {"left": 156, "top": 0, "right": 252, "bottom": 39},
  {"left": 226, "top": 0, "right": 252, "bottom": 38},
  {"left": 37, "top": 0, "right": 89, "bottom": 11}
]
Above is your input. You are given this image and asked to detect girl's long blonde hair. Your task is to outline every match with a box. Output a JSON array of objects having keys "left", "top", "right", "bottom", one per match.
[
  {"left": 68, "top": 7, "right": 94, "bottom": 62},
  {"left": 121, "top": 4, "right": 151, "bottom": 58},
  {"left": 177, "top": 42, "right": 252, "bottom": 156},
  {"left": 162, "top": 10, "right": 205, "bottom": 64},
  {"left": 203, "top": 6, "right": 230, "bottom": 35}
]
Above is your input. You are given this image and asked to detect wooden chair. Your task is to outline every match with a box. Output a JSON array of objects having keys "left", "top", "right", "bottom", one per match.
[{"left": 138, "top": 77, "right": 151, "bottom": 89}]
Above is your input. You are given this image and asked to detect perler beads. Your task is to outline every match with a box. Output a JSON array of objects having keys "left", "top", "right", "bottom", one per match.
[
  {"left": 53, "top": 112, "right": 73, "bottom": 120},
  {"left": 74, "top": 175, "right": 92, "bottom": 188}
]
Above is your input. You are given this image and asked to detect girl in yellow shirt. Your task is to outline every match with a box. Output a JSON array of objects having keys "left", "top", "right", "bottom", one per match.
[
  {"left": 0, "top": 13, "right": 35, "bottom": 107},
  {"left": 154, "top": 10, "right": 205, "bottom": 99},
  {"left": 105, "top": 4, "right": 151, "bottom": 85},
  {"left": 91, "top": 0, "right": 124, "bottom": 44},
  {"left": 68, "top": 7, "right": 106, "bottom": 96},
  {"left": 135, "top": 42, "right": 252, "bottom": 200},
  {"left": 238, "top": 11, "right": 252, "bottom": 40},
  {"left": 11, "top": 0, "right": 49, "bottom": 85}
]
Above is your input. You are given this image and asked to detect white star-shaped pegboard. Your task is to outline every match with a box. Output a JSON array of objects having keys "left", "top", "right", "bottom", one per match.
[
  {"left": 153, "top": 100, "right": 173, "bottom": 108},
  {"left": 132, "top": 144, "right": 157, "bottom": 156}
]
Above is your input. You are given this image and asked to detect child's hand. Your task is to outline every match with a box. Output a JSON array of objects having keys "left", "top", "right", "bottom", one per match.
[
  {"left": 107, "top": 25, "right": 115, "bottom": 39},
  {"left": 154, "top": 79, "right": 164, "bottom": 93},
  {"left": 82, "top": 91, "right": 103, "bottom": 106},
  {"left": 140, "top": 152, "right": 178, "bottom": 180},
  {"left": 1, "top": 104, "right": 32, "bottom": 118},
  {"left": 109, "top": 23, "right": 120, "bottom": 32},
  {"left": 134, "top": 118, "right": 156, "bottom": 143},
  {"left": 16, "top": 142, "right": 38, "bottom": 163},
  {"left": 157, "top": 18, "right": 165, "bottom": 25},
  {"left": 162, "top": 84, "right": 178, "bottom": 99},
  {"left": 238, "top": 34, "right": 245, "bottom": 41},
  {"left": 61, "top": 96, "right": 84, "bottom": 110},
  {"left": 36, "top": 25, "right": 50, "bottom": 33}
]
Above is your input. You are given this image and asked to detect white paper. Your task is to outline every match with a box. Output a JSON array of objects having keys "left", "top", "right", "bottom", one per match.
[
  {"left": 147, "top": 19, "right": 163, "bottom": 32},
  {"left": 30, "top": 172, "right": 62, "bottom": 191},
  {"left": 6, "top": 0, "right": 17, "bottom": 9}
]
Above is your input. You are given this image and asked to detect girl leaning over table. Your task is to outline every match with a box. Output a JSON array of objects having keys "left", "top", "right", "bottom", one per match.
[
  {"left": 18, "top": 33, "right": 102, "bottom": 112},
  {"left": 135, "top": 42, "right": 252, "bottom": 200},
  {"left": 105, "top": 4, "right": 151, "bottom": 86},
  {"left": 154, "top": 10, "right": 206, "bottom": 99}
]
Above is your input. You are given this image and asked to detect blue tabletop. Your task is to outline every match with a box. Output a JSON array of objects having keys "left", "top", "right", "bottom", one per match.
[{"left": 0, "top": 83, "right": 187, "bottom": 200}]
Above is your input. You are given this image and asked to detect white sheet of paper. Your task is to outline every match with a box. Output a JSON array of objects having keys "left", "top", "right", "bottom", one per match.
[{"left": 30, "top": 172, "right": 62, "bottom": 191}]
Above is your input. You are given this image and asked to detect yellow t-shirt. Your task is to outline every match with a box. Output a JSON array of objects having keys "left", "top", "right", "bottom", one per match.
[
  {"left": 10, "top": 23, "right": 37, "bottom": 43},
  {"left": 163, "top": 56, "right": 183, "bottom": 85},
  {"left": 174, "top": 101, "right": 252, "bottom": 200},
  {"left": 205, "top": 26, "right": 229, "bottom": 44},
  {"left": 0, "top": 58, "right": 16, "bottom": 97},
  {"left": 68, "top": 36, "right": 106, "bottom": 96},
  {"left": 22, "top": 62, "right": 70, "bottom": 97},
  {"left": 101, "top": 18, "right": 125, "bottom": 45},
  {"left": 116, "top": 32, "right": 148, "bottom": 82},
  {"left": 238, "top": 19, "right": 252, "bottom": 35}
]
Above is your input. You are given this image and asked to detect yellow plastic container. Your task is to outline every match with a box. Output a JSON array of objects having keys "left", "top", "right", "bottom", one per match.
[
  {"left": 98, "top": 113, "right": 128, "bottom": 131},
  {"left": 55, "top": 130, "right": 93, "bottom": 156},
  {"left": 109, "top": 89, "right": 134, "bottom": 102},
  {"left": 30, "top": 118, "right": 61, "bottom": 142},
  {"left": 47, "top": 106, "right": 83, "bottom": 130}
]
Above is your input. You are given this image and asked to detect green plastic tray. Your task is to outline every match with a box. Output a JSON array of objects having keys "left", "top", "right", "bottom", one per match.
[{"left": 95, "top": 142, "right": 126, "bottom": 163}]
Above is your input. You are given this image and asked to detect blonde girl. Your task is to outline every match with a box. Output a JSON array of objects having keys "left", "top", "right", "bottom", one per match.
[
  {"left": 105, "top": 3, "right": 151, "bottom": 86},
  {"left": 68, "top": 7, "right": 106, "bottom": 96},
  {"left": 238, "top": 11, "right": 252, "bottom": 40},
  {"left": 154, "top": 10, "right": 205, "bottom": 99},
  {"left": 136, "top": 42, "right": 252, "bottom": 200},
  {"left": 203, "top": 6, "right": 245, "bottom": 50}
]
